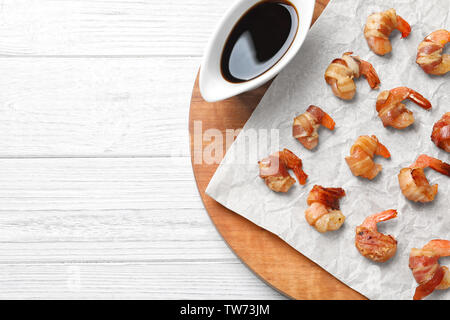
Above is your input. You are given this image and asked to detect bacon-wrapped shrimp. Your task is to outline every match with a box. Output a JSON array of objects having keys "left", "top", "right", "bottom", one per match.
[
  {"left": 293, "top": 105, "right": 335, "bottom": 150},
  {"left": 376, "top": 87, "right": 432, "bottom": 129},
  {"left": 409, "top": 239, "right": 450, "bottom": 300},
  {"left": 398, "top": 154, "right": 450, "bottom": 203},
  {"left": 416, "top": 29, "right": 450, "bottom": 75},
  {"left": 324, "top": 52, "right": 380, "bottom": 100},
  {"left": 258, "top": 149, "right": 308, "bottom": 193},
  {"left": 364, "top": 8, "right": 411, "bottom": 55},
  {"left": 431, "top": 112, "right": 450, "bottom": 152},
  {"left": 345, "top": 135, "right": 391, "bottom": 180},
  {"left": 305, "top": 185, "right": 346, "bottom": 233},
  {"left": 355, "top": 209, "right": 398, "bottom": 263}
]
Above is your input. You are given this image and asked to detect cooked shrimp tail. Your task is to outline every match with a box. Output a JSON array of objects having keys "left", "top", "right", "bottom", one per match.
[
  {"left": 292, "top": 167, "right": 308, "bottom": 185},
  {"left": 362, "top": 209, "right": 398, "bottom": 229},
  {"left": 410, "top": 239, "right": 450, "bottom": 300},
  {"left": 408, "top": 90, "right": 432, "bottom": 110},
  {"left": 410, "top": 154, "right": 450, "bottom": 176},
  {"left": 417, "top": 29, "right": 450, "bottom": 75},
  {"left": 307, "top": 105, "right": 336, "bottom": 130},
  {"left": 376, "top": 87, "right": 432, "bottom": 129},
  {"left": 279, "top": 149, "right": 308, "bottom": 184},
  {"left": 355, "top": 209, "right": 398, "bottom": 262},
  {"left": 319, "top": 110, "right": 336, "bottom": 130},
  {"left": 375, "top": 139, "right": 391, "bottom": 158},
  {"left": 396, "top": 15, "right": 411, "bottom": 38},
  {"left": 424, "top": 240, "right": 450, "bottom": 256},
  {"left": 359, "top": 60, "right": 381, "bottom": 89}
]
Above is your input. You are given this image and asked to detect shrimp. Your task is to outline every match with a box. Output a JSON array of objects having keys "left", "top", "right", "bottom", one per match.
[
  {"left": 376, "top": 87, "right": 432, "bottom": 129},
  {"left": 431, "top": 112, "right": 450, "bottom": 152},
  {"left": 258, "top": 149, "right": 308, "bottom": 192},
  {"left": 416, "top": 29, "right": 450, "bottom": 75},
  {"left": 305, "top": 185, "right": 346, "bottom": 233},
  {"left": 409, "top": 239, "right": 450, "bottom": 300},
  {"left": 293, "top": 105, "right": 336, "bottom": 150},
  {"left": 364, "top": 8, "right": 411, "bottom": 55},
  {"left": 324, "top": 52, "right": 380, "bottom": 100},
  {"left": 345, "top": 135, "right": 391, "bottom": 180},
  {"left": 355, "top": 209, "right": 398, "bottom": 263},
  {"left": 398, "top": 154, "right": 450, "bottom": 203}
]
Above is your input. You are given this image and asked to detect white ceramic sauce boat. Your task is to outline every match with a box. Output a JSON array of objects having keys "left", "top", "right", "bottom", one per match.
[{"left": 199, "top": 0, "right": 316, "bottom": 102}]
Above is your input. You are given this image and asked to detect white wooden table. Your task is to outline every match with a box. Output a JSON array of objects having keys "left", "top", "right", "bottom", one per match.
[{"left": 0, "top": 0, "right": 284, "bottom": 299}]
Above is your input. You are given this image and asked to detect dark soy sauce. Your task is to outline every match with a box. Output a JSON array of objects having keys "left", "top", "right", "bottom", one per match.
[{"left": 221, "top": 0, "right": 298, "bottom": 83}]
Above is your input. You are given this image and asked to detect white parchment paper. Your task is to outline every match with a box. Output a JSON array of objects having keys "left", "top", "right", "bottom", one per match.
[{"left": 206, "top": 0, "right": 449, "bottom": 299}]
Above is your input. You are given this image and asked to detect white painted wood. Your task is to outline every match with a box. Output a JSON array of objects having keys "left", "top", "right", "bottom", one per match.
[
  {"left": 0, "top": 0, "right": 284, "bottom": 299},
  {"left": 0, "top": 0, "right": 230, "bottom": 56},
  {"left": 0, "top": 157, "right": 201, "bottom": 211},
  {"left": 0, "top": 57, "right": 196, "bottom": 157},
  {"left": 0, "top": 263, "right": 284, "bottom": 299},
  {"left": 0, "top": 157, "right": 283, "bottom": 298}
]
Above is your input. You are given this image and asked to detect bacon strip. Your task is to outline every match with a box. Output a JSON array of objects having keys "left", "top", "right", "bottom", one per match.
[
  {"left": 364, "top": 9, "right": 411, "bottom": 55},
  {"left": 431, "top": 112, "right": 450, "bottom": 152},
  {"left": 324, "top": 52, "right": 379, "bottom": 100},
  {"left": 409, "top": 254, "right": 440, "bottom": 284},
  {"left": 307, "top": 185, "right": 345, "bottom": 210},
  {"left": 413, "top": 266, "right": 444, "bottom": 300},
  {"left": 293, "top": 105, "right": 335, "bottom": 150},
  {"left": 416, "top": 30, "right": 450, "bottom": 75},
  {"left": 345, "top": 135, "right": 390, "bottom": 180}
]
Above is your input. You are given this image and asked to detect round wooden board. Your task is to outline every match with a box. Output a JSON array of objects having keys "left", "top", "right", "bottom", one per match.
[{"left": 189, "top": 0, "right": 366, "bottom": 300}]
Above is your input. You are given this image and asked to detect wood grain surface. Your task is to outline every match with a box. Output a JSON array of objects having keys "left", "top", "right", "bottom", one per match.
[
  {"left": 189, "top": 0, "right": 366, "bottom": 299},
  {"left": 0, "top": 0, "right": 230, "bottom": 56},
  {"left": 0, "top": 0, "right": 288, "bottom": 299}
]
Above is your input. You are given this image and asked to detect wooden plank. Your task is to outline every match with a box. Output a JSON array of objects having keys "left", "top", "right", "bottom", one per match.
[
  {"left": 0, "top": 0, "right": 229, "bottom": 56},
  {"left": 0, "top": 156, "right": 283, "bottom": 298},
  {"left": 0, "top": 157, "right": 200, "bottom": 211},
  {"left": 0, "top": 262, "right": 285, "bottom": 299},
  {"left": 0, "top": 57, "right": 197, "bottom": 157},
  {"left": 0, "top": 157, "right": 230, "bottom": 262},
  {"left": 0, "top": 239, "right": 234, "bottom": 263}
]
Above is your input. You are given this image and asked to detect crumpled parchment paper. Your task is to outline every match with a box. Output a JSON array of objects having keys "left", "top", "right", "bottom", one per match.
[{"left": 206, "top": 0, "right": 449, "bottom": 300}]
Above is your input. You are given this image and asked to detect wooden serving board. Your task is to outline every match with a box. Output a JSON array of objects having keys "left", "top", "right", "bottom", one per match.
[{"left": 189, "top": 0, "right": 366, "bottom": 300}]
